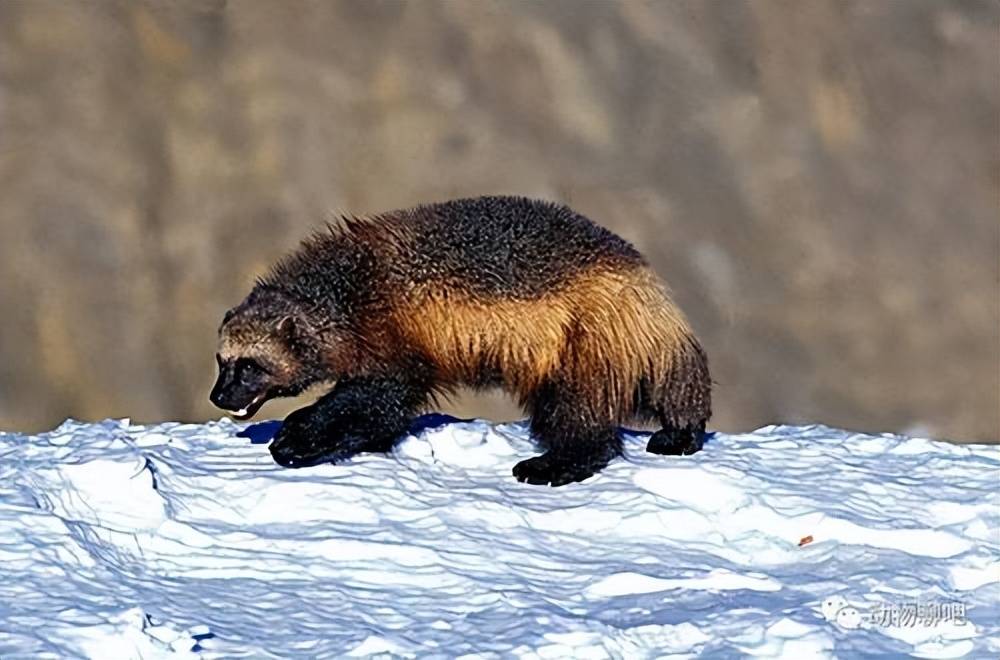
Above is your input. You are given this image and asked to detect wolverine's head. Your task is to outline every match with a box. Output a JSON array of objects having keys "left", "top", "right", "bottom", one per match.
[{"left": 210, "top": 288, "right": 322, "bottom": 419}]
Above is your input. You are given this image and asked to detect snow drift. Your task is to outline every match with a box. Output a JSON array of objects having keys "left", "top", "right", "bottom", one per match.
[{"left": 0, "top": 417, "right": 997, "bottom": 658}]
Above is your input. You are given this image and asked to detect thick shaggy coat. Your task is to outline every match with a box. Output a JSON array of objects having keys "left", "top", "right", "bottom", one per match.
[{"left": 211, "top": 196, "right": 711, "bottom": 486}]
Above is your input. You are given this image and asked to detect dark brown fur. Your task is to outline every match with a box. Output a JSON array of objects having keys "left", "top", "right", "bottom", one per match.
[{"left": 211, "top": 196, "right": 711, "bottom": 485}]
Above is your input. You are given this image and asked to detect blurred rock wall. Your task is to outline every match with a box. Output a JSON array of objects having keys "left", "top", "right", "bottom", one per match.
[{"left": 1, "top": 0, "right": 997, "bottom": 441}]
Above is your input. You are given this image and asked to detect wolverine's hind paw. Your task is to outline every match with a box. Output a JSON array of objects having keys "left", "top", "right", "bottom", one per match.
[
  {"left": 646, "top": 427, "right": 705, "bottom": 456},
  {"left": 512, "top": 453, "right": 600, "bottom": 487}
]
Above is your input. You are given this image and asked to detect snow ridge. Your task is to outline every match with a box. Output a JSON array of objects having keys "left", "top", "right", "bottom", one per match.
[{"left": 0, "top": 417, "right": 997, "bottom": 658}]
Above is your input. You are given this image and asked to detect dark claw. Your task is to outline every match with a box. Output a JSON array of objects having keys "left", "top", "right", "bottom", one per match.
[
  {"left": 512, "top": 453, "right": 598, "bottom": 487},
  {"left": 269, "top": 440, "right": 333, "bottom": 468},
  {"left": 269, "top": 408, "right": 343, "bottom": 468}
]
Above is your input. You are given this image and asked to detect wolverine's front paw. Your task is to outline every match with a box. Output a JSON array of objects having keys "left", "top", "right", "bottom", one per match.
[
  {"left": 270, "top": 408, "right": 390, "bottom": 468},
  {"left": 270, "top": 408, "right": 338, "bottom": 468},
  {"left": 512, "top": 453, "right": 598, "bottom": 487}
]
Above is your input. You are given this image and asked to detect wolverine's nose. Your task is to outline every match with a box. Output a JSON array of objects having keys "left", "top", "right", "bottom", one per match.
[{"left": 209, "top": 377, "right": 229, "bottom": 409}]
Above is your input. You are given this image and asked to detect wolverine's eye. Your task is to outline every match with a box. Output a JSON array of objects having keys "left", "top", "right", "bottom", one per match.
[
  {"left": 235, "top": 358, "right": 258, "bottom": 375},
  {"left": 234, "top": 358, "right": 271, "bottom": 379}
]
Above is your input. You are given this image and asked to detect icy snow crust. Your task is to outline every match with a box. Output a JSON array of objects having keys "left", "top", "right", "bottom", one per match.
[{"left": 0, "top": 417, "right": 997, "bottom": 658}]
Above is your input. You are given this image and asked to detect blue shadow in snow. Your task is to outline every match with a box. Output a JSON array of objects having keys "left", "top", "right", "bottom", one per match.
[
  {"left": 237, "top": 420, "right": 283, "bottom": 445},
  {"left": 407, "top": 412, "right": 471, "bottom": 435}
]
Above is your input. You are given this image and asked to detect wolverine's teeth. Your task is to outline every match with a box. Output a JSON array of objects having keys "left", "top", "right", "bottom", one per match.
[{"left": 232, "top": 394, "right": 265, "bottom": 419}]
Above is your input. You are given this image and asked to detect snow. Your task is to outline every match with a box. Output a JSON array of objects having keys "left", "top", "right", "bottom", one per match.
[{"left": 0, "top": 416, "right": 997, "bottom": 658}]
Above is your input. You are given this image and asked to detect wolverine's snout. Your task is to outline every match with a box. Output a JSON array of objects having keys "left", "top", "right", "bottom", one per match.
[{"left": 210, "top": 357, "right": 271, "bottom": 419}]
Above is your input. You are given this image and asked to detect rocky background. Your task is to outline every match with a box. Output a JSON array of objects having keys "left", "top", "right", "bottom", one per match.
[{"left": 1, "top": 0, "right": 997, "bottom": 441}]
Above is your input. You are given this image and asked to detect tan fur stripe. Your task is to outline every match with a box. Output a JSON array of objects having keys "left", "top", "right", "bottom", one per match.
[{"left": 392, "top": 263, "right": 698, "bottom": 423}]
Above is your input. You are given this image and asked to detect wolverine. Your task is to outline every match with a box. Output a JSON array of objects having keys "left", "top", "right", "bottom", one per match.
[{"left": 210, "top": 195, "right": 711, "bottom": 486}]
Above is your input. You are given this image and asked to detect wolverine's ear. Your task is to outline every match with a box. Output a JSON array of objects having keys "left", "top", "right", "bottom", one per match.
[
  {"left": 277, "top": 315, "right": 298, "bottom": 343},
  {"left": 223, "top": 308, "right": 236, "bottom": 325},
  {"left": 277, "top": 315, "right": 294, "bottom": 337}
]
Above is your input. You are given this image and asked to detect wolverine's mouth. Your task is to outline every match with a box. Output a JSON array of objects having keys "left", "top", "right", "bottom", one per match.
[{"left": 230, "top": 393, "right": 268, "bottom": 420}]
